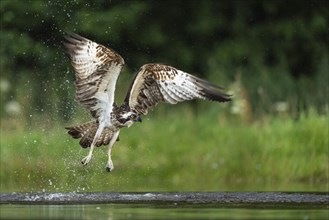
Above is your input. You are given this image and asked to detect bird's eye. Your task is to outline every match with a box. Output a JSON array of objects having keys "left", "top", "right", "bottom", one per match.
[{"left": 129, "top": 114, "right": 136, "bottom": 119}]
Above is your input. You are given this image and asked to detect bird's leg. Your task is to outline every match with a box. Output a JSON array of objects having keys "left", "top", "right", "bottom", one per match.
[
  {"left": 81, "top": 144, "right": 95, "bottom": 166},
  {"left": 106, "top": 130, "right": 120, "bottom": 172},
  {"left": 81, "top": 123, "right": 105, "bottom": 166}
]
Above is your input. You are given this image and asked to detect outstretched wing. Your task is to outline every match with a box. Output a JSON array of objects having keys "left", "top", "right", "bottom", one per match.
[
  {"left": 63, "top": 32, "right": 124, "bottom": 122},
  {"left": 124, "top": 63, "right": 231, "bottom": 115}
]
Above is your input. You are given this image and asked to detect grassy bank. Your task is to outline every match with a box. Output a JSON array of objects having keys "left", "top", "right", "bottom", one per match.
[{"left": 0, "top": 110, "right": 328, "bottom": 192}]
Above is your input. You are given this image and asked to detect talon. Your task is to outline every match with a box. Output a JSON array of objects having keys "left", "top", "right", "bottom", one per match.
[
  {"left": 81, "top": 156, "right": 91, "bottom": 165},
  {"left": 106, "top": 160, "right": 114, "bottom": 172}
]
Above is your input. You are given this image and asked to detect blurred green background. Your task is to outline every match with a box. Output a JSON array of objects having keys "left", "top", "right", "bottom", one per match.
[{"left": 0, "top": 0, "right": 328, "bottom": 192}]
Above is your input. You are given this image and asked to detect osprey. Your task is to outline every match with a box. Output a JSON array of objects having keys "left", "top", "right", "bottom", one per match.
[{"left": 63, "top": 32, "right": 231, "bottom": 172}]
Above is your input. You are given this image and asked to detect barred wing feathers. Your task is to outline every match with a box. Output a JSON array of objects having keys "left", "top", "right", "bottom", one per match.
[
  {"left": 125, "top": 64, "right": 231, "bottom": 115},
  {"left": 63, "top": 32, "right": 124, "bottom": 120}
]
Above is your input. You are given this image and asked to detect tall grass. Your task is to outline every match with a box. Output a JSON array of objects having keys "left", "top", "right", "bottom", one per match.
[{"left": 0, "top": 109, "right": 328, "bottom": 192}]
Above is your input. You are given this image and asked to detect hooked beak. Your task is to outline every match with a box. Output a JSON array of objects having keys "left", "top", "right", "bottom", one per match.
[{"left": 135, "top": 116, "right": 142, "bottom": 122}]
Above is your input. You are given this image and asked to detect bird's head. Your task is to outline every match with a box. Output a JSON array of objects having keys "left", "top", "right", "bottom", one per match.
[{"left": 116, "top": 111, "right": 142, "bottom": 128}]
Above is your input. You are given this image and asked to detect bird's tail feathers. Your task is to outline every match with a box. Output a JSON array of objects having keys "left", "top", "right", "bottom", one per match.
[{"left": 65, "top": 121, "right": 117, "bottom": 148}]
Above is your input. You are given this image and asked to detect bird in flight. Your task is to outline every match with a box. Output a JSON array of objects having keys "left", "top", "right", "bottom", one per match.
[{"left": 63, "top": 32, "right": 231, "bottom": 172}]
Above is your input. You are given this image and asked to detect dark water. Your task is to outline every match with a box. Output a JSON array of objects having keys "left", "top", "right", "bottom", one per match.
[
  {"left": 1, "top": 192, "right": 328, "bottom": 219},
  {"left": 0, "top": 204, "right": 328, "bottom": 220}
]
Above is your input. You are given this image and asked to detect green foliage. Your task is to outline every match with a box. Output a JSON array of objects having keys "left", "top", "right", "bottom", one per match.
[
  {"left": 0, "top": 0, "right": 328, "bottom": 120},
  {"left": 0, "top": 110, "right": 327, "bottom": 192},
  {"left": 0, "top": 0, "right": 328, "bottom": 193}
]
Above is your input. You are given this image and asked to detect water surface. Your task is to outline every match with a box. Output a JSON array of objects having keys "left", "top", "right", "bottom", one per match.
[
  {"left": 1, "top": 192, "right": 327, "bottom": 219},
  {"left": 1, "top": 204, "right": 327, "bottom": 220}
]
